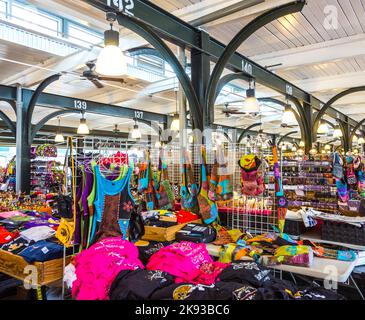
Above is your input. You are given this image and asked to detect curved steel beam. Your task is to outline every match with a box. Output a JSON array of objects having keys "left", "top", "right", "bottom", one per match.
[
  {"left": 117, "top": 14, "right": 203, "bottom": 130},
  {"left": 30, "top": 109, "right": 80, "bottom": 143},
  {"left": 205, "top": 1, "right": 305, "bottom": 116},
  {"left": 0, "top": 109, "right": 15, "bottom": 136},
  {"left": 127, "top": 47, "right": 163, "bottom": 59},
  {"left": 350, "top": 118, "right": 365, "bottom": 142},
  {"left": 313, "top": 86, "right": 365, "bottom": 134},
  {"left": 237, "top": 123, "right": 262, "bottom": 143},
  {"left": 277, "top": 131, "right": 298, "bottom": 146},
  {"left": 27, "top": 74, "right": 61, "bottom": 124},
  {"left": 215, "top": 72, "right": 252, "bottom": 101},
  {"left": 318, "top": 118, "right": 336, "bottom": 128}
]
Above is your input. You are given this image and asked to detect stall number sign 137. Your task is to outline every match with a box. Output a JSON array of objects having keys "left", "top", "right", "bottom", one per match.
[{"left": 106, "top": 0, "right": 135, "bottom": 16}]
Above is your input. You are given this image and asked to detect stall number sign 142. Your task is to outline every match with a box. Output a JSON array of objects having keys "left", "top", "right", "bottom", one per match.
[{"left": 106, "top": 0, "right": 134, "bottom": 16}]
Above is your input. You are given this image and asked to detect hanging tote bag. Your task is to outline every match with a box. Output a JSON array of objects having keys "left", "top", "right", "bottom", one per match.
[
  {"left": 197, "top": 146, "right": 218, "bottom": 224},
  {"left": 155, "top": 148, "right": 175, "bottom": 210},
  {"left": 212, "top": 146, "right": 233, "bottom": 203},
  {"left": 139, "top": 150, "right": 157, "bottom": 210},
  {"left": 346, "top": 163, "right": 358, "bottom": 187},
  {"left": 332, "top": 152, "right": 344, "bottom": 179},
  {"left": 180, "top": 149, "right": 200, "bottom": 214}
]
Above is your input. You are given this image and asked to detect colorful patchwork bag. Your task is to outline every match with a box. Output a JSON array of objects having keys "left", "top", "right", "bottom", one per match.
[
  {"left": 332, "top": 152, "right": 344, "bottom": 179},
  {"left": 214, "top": 147, "right": 233, "bottom": 202},
  {"left": 239, "top": 155, "right": 265, "bottom": 196},
  {"left": 197, "top": 146, "right": 218, "bottom": 224},
  {"left": 180, "top": 149, "right": 200, "bottom": 214},
  {"left": 346, "top": 162, "right": 357, "bottom": 186},
  {"left": 155, "top": 149, "right": 175, "bottom": 210}
]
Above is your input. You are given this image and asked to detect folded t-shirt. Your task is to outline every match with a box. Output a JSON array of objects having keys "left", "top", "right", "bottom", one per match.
[
  {"left": 19, "top": 240, "right": 64, "bottom": 263},
  {"left": 1, "top": 237, "right": 33, "bottom": 254},
  {"left": 20, "top": 226, "right": 56, "bottom": 242}
]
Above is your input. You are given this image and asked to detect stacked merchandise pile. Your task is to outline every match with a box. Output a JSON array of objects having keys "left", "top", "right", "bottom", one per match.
[
  {"left": 30, "top": 145, "right": 63, "bottom": 194},
  {"left": 0, "top": 209, "right": 65, "bottom": 262},
  {"left": 281, "top": 154, "right": 338, "bottom": 213},
  {"left": 332, "top": 152, "right": 365, "bottom": 214},
  {"left": 65, "top": 237, "right": 345, "bottom": 301}
]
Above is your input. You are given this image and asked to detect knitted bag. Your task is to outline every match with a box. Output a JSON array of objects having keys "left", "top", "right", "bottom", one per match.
[
  {"left": 332, "top": 152, "right": 344, "bottom": 179},
  {"left": 197, "top": 147, "right": 218, "bottom": 224},
  {"left": 180, "top": 149, "right": 200, "bottom": 214}
]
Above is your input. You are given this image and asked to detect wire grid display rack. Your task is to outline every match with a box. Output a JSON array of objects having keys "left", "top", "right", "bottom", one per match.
[
  {"left": 220, "top": 143, "right": 278, "bottom": 235},
  {"left": 66, "top": 137, "right": 278, "bottom": 235}
]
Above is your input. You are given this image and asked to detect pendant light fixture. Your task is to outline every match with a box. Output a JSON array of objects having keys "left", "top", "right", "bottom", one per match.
[
  {"left": 297, "top": 148, "right": 304, "bottom": 156},
  {"left": 291, "top": 146, "right": 297, "bottom": 152},
  {"left": 170, "top": 89, "right": 180, "bottom": 131},
  {"left": 54, "top": 116, "right": 64, "bottom": 143},
  {"left": 77, "top": 112, "right": 90, "bottom": 135},
  {"left": 324, "top": 144, "right": 331, "bottom": 151},
  {"left": 242, "top": 79, "right": 260, "bottom": 113},
  {"left": 299, "top": 141, "right": 305, "bottom": 147},
  {"left": 95, "top": 12, "right": 127, "bottom": 77},
  {"left": 333, "top": 126, "right": 343, "bottom": 138},
  {"left": 358, "top": 137, "right": 365, "bottom": 144},
  {"left": 309, "top": 144, "right": 318, "bottom": 155},
  {"left": 131, "top": 119, "right": 142, "bottom": 139},
  {"left": 317, "top": 121, "right": 329, "bottom": 134},
  {"left": 282, "top": 103, "right": 296, "bottom": 125}
]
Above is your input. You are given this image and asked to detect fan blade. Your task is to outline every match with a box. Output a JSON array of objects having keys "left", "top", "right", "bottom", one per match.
[
  {"left": 99, "top": 77, "right": 125, "bottom": 84},
  {"left": 91, "top": 79, "right": 104, "bottom": 89}
]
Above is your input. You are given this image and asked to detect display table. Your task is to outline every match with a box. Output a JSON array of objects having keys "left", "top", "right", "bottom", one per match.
[
  {"left": 206, "top": 243, "right": 365, "bottom": 299},
  {"left": 206, "top": 243, "right": 357, "bottom": 283},
  {"left": 0, "top": 249, "right": 70, "bottom": 299},
  {"left": 300, "top": 230, "right": 365, "bottom": 251}
]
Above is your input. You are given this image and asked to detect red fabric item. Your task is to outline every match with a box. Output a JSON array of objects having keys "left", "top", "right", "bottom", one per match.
[
  {"left": 0, "top": 226, "right": 19, "bottom": 244},
  {"left": 188, "top": 262, "right": 230, "bottom": 285},
  {"left": 176, "top": 210, "right": 199, "bottom": 224}
]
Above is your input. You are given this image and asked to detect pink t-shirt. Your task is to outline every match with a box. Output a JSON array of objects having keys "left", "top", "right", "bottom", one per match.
[{"left": 72, "top": 237, "right": 144, "bottom": 300}]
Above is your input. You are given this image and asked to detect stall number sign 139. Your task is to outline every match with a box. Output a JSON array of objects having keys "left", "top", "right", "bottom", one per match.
[
  {"left": 106, "top": 0, "right": 134, "bottom": 16},
  {"left": 74, "top": 100, "right": 87, "bottom": 110}
]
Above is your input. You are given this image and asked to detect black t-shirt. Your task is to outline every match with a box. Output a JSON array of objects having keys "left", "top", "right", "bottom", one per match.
[
  {"left": 109, "top": 269, "right": 175, "bottom": 300},
  {"left": 217, "top": 262, "right": 272, "bottom": 287}
]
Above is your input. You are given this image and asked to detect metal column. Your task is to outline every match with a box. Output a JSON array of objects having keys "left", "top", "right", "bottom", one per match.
[
  {"left": 15, "top": 86, "right": 31, "bottom": 193},
  {"left": 178, "top": 46, "right": 187, "bottom": 152},
  {"left": 191, "top": 30, "right": 211, "bottom": 130}
]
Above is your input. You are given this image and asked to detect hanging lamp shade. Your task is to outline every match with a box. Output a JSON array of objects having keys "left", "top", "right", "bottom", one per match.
[
  {"left": 282, "top": 105, "right": 296, "bottom": 125},
  {"left": 95, "top": 28, "right": 127, "bottom": 77},
  {"left": 170, "top": 114, "right": 180, "bottom": 131},
  {"left": 358, "top": 137, "right": 365, "bottom": 144},
  {"left": 131, "top": 123, "right": 142, "bottom": 139},
  {"left": 317, "top": 122, "right": 329, "bottom": 134},
  {"left": 324, "top": 144, "right": 331, "bottom": 151},
  {"left": 77, "top": 113, "right": 89, "bottom": 135},
  {"left": 242, "top": 88, "right": 260, "bottom": 113},
  {"left": 333, "top": 126, "right": 343, "bottom": 138},
  {"left": 299, "top": 141, "right": 305, "bottom": 147},
  {"left": 55, "top": 133, "right": 64, "bottom": 143},
  {"left": 309, "top": 148, "right": 317, "bottom": 155}
]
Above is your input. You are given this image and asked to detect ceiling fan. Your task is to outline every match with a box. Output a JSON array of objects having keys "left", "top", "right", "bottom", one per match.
[{"left": 81, "top": 61, "right": 126, "bottom": 89}]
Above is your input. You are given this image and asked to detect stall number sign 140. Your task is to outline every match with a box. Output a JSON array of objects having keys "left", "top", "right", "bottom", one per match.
[{"left": 106, "top": 0, "right": 134, "bottom": 16}]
